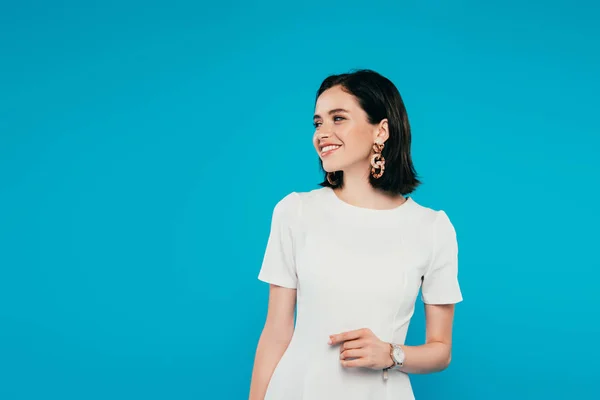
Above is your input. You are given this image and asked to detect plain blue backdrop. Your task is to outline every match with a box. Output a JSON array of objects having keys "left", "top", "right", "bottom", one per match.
[{"left": 1, "top": 1, "right": 599, "bottom": 399}]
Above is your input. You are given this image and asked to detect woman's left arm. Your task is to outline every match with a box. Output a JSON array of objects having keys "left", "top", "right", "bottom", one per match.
[
  {"left": 396, "top": 303, "right": 456, "bottom": 374},
  {"left": 331, "top": 211, "right": 462, "bottom": 374},
  {"left": 329, "top": 303, "right": 456, "bottom": 374}
]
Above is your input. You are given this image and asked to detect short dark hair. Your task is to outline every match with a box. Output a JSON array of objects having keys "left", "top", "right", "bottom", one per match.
[{"left": 315, "top": 69, "right": 421, "bottom": 195}]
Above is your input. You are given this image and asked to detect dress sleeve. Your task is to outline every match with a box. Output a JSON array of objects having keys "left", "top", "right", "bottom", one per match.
[
  {"left": 421, "top": 210, "right": 463, "bottom": 305},
  {"left": 257, "top": 192, "right": 301, "bottom": 289}
]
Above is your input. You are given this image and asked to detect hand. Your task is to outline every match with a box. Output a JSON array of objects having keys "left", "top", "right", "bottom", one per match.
[{"left": 328, "top": 328, "right": 395, "bottom": 370}]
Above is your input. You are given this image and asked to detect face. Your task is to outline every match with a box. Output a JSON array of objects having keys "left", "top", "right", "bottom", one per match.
[{"left": 313, "top": 85, "right": 388, "bottom": 173}]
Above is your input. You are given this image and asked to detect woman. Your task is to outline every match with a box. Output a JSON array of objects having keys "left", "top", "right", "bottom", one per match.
[{"left": 249, "top": 69, "right": 463, "bottom": 400}]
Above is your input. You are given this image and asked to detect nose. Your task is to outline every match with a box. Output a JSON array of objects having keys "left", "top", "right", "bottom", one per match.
[{"left": 316, "top": 129, "right": 331, "bottom": 141}]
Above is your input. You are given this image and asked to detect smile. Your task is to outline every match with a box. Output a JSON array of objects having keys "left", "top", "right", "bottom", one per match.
[{"left": 321, "top": 145, "right": 341, "bottom": 156}]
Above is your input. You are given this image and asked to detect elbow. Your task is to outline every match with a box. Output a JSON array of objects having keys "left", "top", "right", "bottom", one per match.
[
  {"left": 438, "top": 352, "right": 452, "bottom": 372},
  {"left": 431, "top": 344, "right": 452, "bottom": 373},
  {"left": 443, "top": 354, "right": 452, "bottom": 370}
]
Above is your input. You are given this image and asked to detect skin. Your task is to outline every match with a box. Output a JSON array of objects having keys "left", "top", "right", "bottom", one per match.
[
  {"left": 249, "top": 286, "right": 296, "bottom": 400},
  {"left": 249, "top": 85, "right": 456, "bottom": 399},
  {"left": 313, "top": 85, "right": 403, "bottom": 211}
]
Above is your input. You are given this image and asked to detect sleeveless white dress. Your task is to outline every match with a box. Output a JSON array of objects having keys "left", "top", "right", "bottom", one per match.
[{"left": 258, "top": 187, "right": 463, "bottom": 400}]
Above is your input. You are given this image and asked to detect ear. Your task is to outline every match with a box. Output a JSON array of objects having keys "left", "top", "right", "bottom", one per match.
[{"left": 373, "top": 118, "right": 389, "bottom": 144}]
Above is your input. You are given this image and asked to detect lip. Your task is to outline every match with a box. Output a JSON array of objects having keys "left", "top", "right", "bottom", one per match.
[{"left": 321, "top": 145, "right": 341, "bottom": 157}]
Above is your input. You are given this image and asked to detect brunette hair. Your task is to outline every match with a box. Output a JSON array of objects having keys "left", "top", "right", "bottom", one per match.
[{"left": 316, "top": 69, "right": 421, "bottom": 195}]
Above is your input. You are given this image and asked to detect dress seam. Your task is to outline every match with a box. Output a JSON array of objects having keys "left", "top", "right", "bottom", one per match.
[
  {"left": 425, "top": 211, "right": 441, "bottom": 276},
  {"left": 386, "top": 235, "right": 407, "bottom": 398}
]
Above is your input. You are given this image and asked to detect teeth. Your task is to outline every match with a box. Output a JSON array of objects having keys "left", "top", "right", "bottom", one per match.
[{"left": 321, "top": 145, "right": 341, "bottom": 153}]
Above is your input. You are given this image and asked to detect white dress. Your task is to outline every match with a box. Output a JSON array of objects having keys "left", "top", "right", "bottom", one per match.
[{"left": 257, "top": 187, "right": 463, "bottom": 400}]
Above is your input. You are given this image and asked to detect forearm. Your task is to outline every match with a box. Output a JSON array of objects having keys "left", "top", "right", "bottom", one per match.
[
  {"left": 397, "top": 341, "right": 451, "bottom": 374},
  {"left": 249, "top": 328, "right": 293, "bottom": 400}
]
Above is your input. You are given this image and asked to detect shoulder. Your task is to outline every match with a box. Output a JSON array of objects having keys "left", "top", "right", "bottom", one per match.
[
  {"left": 275, "top": 187, "right": 328, "bottom": 209},
  {"left": 406, "top": 198, "right": 448, "bottom": 224},
  {"left": 271, "top": 187, "right": 329, "bottom": 222},
  {"left": 407, "top": 199, "right": 456, "bottom": 240},
  {"left": 271, "top": 191, "right": 301, "bottom": 222}
]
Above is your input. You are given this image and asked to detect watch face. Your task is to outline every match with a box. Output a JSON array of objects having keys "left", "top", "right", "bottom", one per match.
[{"left": 393, "top": 346, "right": 404, "bottom": 364}]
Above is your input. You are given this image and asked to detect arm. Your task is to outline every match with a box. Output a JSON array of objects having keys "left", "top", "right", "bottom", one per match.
[
  {"left": 399, "top": 209, "right": 462, "bottom": 374},
  {"left": 331, "top": 210, "right": 462, "bottom": 374},
  {"left": 329, "top": 303, "right": 456, "bottom": 375},
  {"left": 396, "top": 303, "right": 456, "bottom": 374},
  {"left": 249, "top": 284, "right": 297, "bottom": 400}
]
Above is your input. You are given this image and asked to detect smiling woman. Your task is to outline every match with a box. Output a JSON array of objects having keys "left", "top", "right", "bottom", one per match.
[
  {"left": 249, "top": 69, "right": 463, "bottom": 400},
  {"left": 311, "top": 71, "right": 420, "bottom": 193}
]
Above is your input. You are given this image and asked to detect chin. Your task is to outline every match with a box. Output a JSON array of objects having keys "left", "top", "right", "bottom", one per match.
[{"left": 322, "top": 163, "right": 340, "bottom": 173}]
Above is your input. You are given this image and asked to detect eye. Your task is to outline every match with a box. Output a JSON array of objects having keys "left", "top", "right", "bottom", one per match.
[{"left": 313, "top": 115, "right": 346, "bottom": 128}]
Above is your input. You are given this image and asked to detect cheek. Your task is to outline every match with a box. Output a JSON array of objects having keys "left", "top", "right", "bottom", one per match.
[{"left": 339, "top": 131, "right": 371, "bottom": 156}]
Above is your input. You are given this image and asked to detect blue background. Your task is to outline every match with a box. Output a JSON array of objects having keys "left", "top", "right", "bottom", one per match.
[{"left": 1, "top": 1, "right": 599, "bottom": 399}]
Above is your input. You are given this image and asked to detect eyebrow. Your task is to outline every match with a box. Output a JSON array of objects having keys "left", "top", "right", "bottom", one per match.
[{"left": 313, "top": 108, "right": 350, "bottom": 121}]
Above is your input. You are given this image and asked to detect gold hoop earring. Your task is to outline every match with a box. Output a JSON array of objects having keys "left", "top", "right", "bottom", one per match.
[
  {"left": 370, "top": 142, "right": 385, "bottom": 179},
  {"left": 327, "top": 171, "right": 339, "bottom": 185}
]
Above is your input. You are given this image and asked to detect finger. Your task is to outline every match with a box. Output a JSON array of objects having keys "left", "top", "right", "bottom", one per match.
[
  {"left": 329, "top": 328, "right": 365, "bottom": 345},
  {"left": 339, "top": 339, "right": 367, "bottom": 352},
  {"left": 341, "top": 357, "right": 369, "bottom": 368},
  {"left": 340, "top": 348, "right": 364, "bottom": 360}
]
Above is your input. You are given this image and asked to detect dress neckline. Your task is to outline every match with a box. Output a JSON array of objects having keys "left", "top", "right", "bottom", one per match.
[{"left": 323, "top": 186, "right": 415, "bottom": 215}]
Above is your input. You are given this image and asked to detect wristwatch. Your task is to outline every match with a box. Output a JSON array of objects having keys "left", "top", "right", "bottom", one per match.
[
  {"left": 382, "top": 343, "right": 405, "bottom": 380},
  {"left": 388, "top": 343, "right": 405, "bottom": 370}
]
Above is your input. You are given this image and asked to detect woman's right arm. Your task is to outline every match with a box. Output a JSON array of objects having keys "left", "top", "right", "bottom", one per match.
[{"left": 248, "top": 284, "right": 297, "bottom": 400}]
